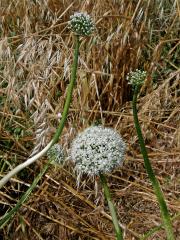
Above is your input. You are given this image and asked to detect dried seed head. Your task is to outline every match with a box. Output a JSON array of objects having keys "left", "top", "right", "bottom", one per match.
[
  {"left": 127, "top": 69, "right": 147, "bottom": 87},
  {"left": 68, "top": 12, "right": 95, "bottom": 36},
  {"left": 47, "top": 144, "right": 65, "bottom": 165},
  {"left": 71, "top": 126, "right": 126, "bottom": 176}
]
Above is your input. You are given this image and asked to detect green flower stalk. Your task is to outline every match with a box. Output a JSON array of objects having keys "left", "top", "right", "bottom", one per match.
[
  {"left": 0, "top": 35, "right": 80, "bottom": 190},
  {"left": 127, "top": 69, "right": 174, "bottom": 240},
  {"left": 0, "top": 11, "right": 95, "bottom": 189},
  {"left": 99, "top": 173, "right": 123, "bottom": 240},
  {"left": 71, "top": 126, "right": 126, "bottom": 240},
  {"left": 0, "top": 35, "right": 80, "bottom": 227},
  {"left": 0, "top": 12, "right": 95, "bottom": 227}
]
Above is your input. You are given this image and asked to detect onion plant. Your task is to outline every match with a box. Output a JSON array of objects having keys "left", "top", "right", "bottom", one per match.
[
  {"left": 71, "top": 126, "right": 126, "bottom": 240},
  {"left": 127, "top": 69, "right": 174, "bottom": 240},
  {"left": 0, "top": 12, "right": 94, "bottom": 227}
]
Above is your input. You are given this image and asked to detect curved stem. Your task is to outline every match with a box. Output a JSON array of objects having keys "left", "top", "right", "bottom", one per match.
[
  {"left": 0, "top": 158, "right": 52, "bottom": 228},
  {"left": 100, "top": 173, "right": 123, "bottom": 240},
  {"left": 0, "top": 140, "right": 53, "bottom": 189},
  {"left": 132, "top": 86, "right": 174, "bottom": 240},
  {"left": 0, "top": 35, "right": 80, "bottom": 228},
  {"left": 0, "top": 36, "right": 80, "bottom": 189}
]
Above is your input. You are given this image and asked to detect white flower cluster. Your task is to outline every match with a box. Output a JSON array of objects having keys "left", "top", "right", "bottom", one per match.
[
  {"left": 47, "top": 144, "right": 65, "bottom": 165},
  {"left": 71, "top": 126, "right": 126, "bottom": 175},
  {"left": 68, "top": 12, "right": 95, "bottom": 36},
  {"left": 127, "top": 69, "right": 147, "bottom": 87}
]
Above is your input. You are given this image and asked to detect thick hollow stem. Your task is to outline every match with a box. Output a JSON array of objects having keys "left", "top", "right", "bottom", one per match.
[
  {"left": 0, "top": 35, "right": 80, "bottom": 228},
  {"left": 51, "top": 35, "right": 80, "bottom": 145},
  {"left": 100, "top": 173, "right": 123, "bottom": 240},
  {"left": 132, "top": 86, "right": 174, "bottom": 240},
  {"left": 0, "top": 36, "right": 80, "bottom": 189}
]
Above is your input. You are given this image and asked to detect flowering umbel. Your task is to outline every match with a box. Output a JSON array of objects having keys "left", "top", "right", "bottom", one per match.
[
  {"left": 47, "top": 144, "right": 65, "bottom": 165},
  {"left": 127, "top": 69, "right": 147, "bottom": 87},
  {"left": 68, "top": 12, "right": 95, "bottom": 36},
  {"left": 71, "top": 126, "right": 126, "bottom": 175}
]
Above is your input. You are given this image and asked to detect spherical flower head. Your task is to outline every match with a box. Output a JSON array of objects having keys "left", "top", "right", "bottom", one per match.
[
  {"left": 68, "top": 12, "right": 95, "bottom": 36},
  {"left": 71, "top": 126, "right": 126, "bottom": 176},
  {"left": 127, "top": 69, "right": 147, "bottom": 87},
  {"left": 47, "top": 144, "right": 65, "bottom": 165}
]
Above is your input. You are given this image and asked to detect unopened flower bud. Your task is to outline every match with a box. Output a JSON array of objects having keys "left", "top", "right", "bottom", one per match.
[
  {"left": 68, "top": 12, "right": 95, "bottom": 36},
  {"left": 127, "top": 69, "right": 147, "bottom": 87},
  {"left": 47, "top": 144, "right": 65, "bottom": 165}
]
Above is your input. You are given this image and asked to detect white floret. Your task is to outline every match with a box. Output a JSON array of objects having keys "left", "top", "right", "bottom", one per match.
[
  {"left": 71, "top": 126, "right": 126, "bottom": 175},
  {"left": 127, "top": 69, "right": 147, "bottom": 87},
  {"left": 68, "top": 12, "right": 95, "bottom": 36}
]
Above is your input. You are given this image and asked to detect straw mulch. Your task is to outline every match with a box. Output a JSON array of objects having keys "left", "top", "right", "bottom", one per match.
[{"left": 0, "top": 1, "right": 179, "bottom": 239}]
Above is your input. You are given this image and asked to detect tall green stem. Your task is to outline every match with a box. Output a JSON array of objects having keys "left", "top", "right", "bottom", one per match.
[
  {"left": 0, "top": 35, "right": 80, "bottom": 190},
  {"left": 0, "top": 35, "right": 80, "bottom": 228},
  {"left": 132, "top": 86, "right": 174, "bottom": 240},
  {"left": 52, "top": 35, "right": 80, "bottom": 144},
  {"left": 100, "top": 173, "right": 123, "bottom": 240}
]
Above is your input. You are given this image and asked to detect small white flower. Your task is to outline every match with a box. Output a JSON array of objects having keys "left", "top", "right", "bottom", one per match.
[
  {"left": 71, "top": 126, "right": 126, "bottom": 175},
  {"left": 127, "top": 69, "right": 147, "bottom": 87},
  {"left": 57, "top": 112, "right": 62, "bottom": 119},
  {"left": 47, "top": 144, "right": 65, "bottom": 165},
  {"left": 68, "top": 12, "right": 95, "bottom": 36}
]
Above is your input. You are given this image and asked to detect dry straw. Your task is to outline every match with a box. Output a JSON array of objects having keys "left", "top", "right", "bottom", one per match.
[{"left": 0, "top": 0, "right": 179, "bottom": 239}]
